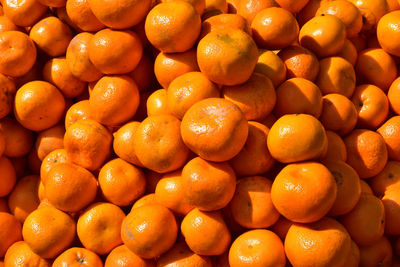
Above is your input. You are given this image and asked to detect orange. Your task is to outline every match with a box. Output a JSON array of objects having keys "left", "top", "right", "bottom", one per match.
[
  {"left": 155, "top": 170, "right": 194, "bottom": 216},
  {"left": 182, "top": 157, "right": 236, "bottom": 211},
  {"left": 0, "top": 74, "right": 15, "bottom": 120},
  {"left": 337, "top": 39, "right": 358, "bottom": 66},
  {"left": 66, "top": 32, "right": 103, "bottom": 82},
  {"left": 0, "top": 212, "right": 22, "bottom": 257},
  {"left": 154, "top": 49, "right": 199, "bottom": 89},
  {"left": 325, "top": 161, "right": 361, "bottom": 216},
  {"left": 112, "top": 121, "right": 143, "bottom": 167},
  {"left": 105, "top": 245, "right": 155, "bottom": 267},
  {"left": 0, "top": 15, "right": 21, "bottom": 35},
  {"left": 275, "top": 0, "right": 309, "bottom": 13},
  {"left": 66, "top": 0, "right": 105, "bottom": 32},
  {"left": 0, "top": 31, "right": 36, "bottom": 77},
  {"left": 64, "top": 100, "right": 93, "bottom": 130},
  {"left": 344, "top": 129, "right": 388, "bottom": 178},
  {"left": 381, "top": 184, "right": 400, "bottom": 235},
  {"left": 271, "top": 161, "right": 337, "bottom": 223},
  {"left": 134, "top": 115, "right": 189, "bottom": 173},
  {"left": 200, "top": 13, "right": 251, "bottom": 39},
  {"left": 197, "top": 28, "right": 258, "bottom": 85},
  {"left": 127, "top": 53, "right": 154, "bottom": 93},
  {"left": 230, "top": 121, "right": 275, "bottom": 176},
  {"left": 297, "top": 0, "right": 328, "bottom": 26},
  {"left": 121, "top": 204, "right": 178, "bottom": 259},
  {"left": 387, "top": 0, "right": 400, "bottom": 11},
  {"left": 359, "top": 236, "right": 393, "bottom": 267},
  {"left": 299, "top": 14, "right": 346, "bottom": 58},
  {"left": 181, "top": 208, "right": 231, "bottom": 255},
  {"left": 284, "top": 217, "right": 351, "bottom": 267},
  {"left": 4, "top": 241, "right": 50, "bottom": 267},
  {"left": 254, "top": 49, "right": 287, "bottom": 87},
  {"left": 355, "top": 48, "right": 397, "bottom": 91},
  {"left": 237, "top": 0, "right": 277, "bottom": 23},
  {"left": 53, "top": 247, "right": 103, "bottom": 267},
  {"left": 360, "top": 179, "right": 374, "bottom": 194},
  {"left": 204, "top": 0, "right": 228, "bottom": 13},
  {"left": 88, "top": 0, "right": 151, "bottom": 29},
  {"left": 229, "top": 176, "right": 279, "bottom": 229},
  {"left": 45, "top": 162, "right": 97, "bottom": 212},
  {"left": 351, "top": 84, "right": 389, "bottom": 129},
  {"left": 2, "top": 0, "right": 47, "bottom": 27},
  {"left": 64, "top": 119, "right": 112, "bottom": 171},
  {"left": 42, "top": 57, "right": 86, "bottom": 98},
  {"left": 145, "top": 2, "right": 201, "bottom": 53},
  {"left": 14, "top": 81, "right": 65, "bottom": 132},
  {"left": 181, "top": 98, "right": 248, "bottom": 162},
  {"left": 222, "top": 73, "right": 276, "bottom": 121},
  {"left": 160, "top": 0, "right": 206, "bottom": 15},
  {"left": 38, "top": 0, "right": 66, "bottom": 7},
  {"left": 347, "top": 240, "right": 361, "bottom": 267},
  {"left": 29, "top": 16, "right": 72, "bottom": 57},
  {"left": 146, "top": 89, "right": 172, "bottom": 116},
  {"left": 34, "top": 125, "right": 65, "bottom": 161},
  {"left": 370, "top": 161, "right": 400, "bottom": 196},
  {"left": 267, "top": 114, "right": 327, "bottom": 163},
  {"left": 40, "top": 148, "right": 69, "bottom": 184},
  {"left": 270, "top": 216, "right": 293, "bottom": 240},
  {"left": 77, "top": 202, "right": 125, "bottom": 255},
  {"left": 323, "top": 130, "right": 347, "bottom": 162},
  {"left": 167, "top": 72, "right": 219, "bottom": 119},
  {"left": 378, "top": 116, "right": 400, "bottom": 161},
  {"left": 389, "top": 77, "right": 400, "bottom": 115},
  {"left": 157, "top": 242, "right": 212, "bottom": 267},
  {"left": 348, "top": 0, "right": 389, "bottom": 32},
  {"left": 278, "top": 45, "right": 320, "bottom": 81},
  {"left": 131, "top": 193, "right": 158, "bottom": 210},
  {"left": 320, "top": 94, "right": 358, "bottom": 136},
  {"left": 274, "top": 78, "right": 322, "bottom": 118},
  {"left": 251, "top": 7, "right": 298, "bottom": 50},
  {"left": 316, "top": 56, "right": 356, "bottom": 97},
  {"left": 8, "top": 175, "right": 40, "bottom": 223},
  {"left": 98, "top": 158, "right": 146, "bottom": 207},
  {"left": 0, "top": 156, "right": 16, "bottom": 197},
  {"left": 377, "top": 10, "right": 400, "bottom": 57}
]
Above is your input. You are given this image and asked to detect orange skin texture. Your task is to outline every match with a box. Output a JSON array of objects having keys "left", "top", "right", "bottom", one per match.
[
  {"left": 160, "top": 0, "right": 206, "bottom": 15},
  {"left": 98, "top": 158, "right": 146, "bottom": 207},
  {"left": 45, "top": 163, "right": 98, "bottom": 212},
  {"left": 0, "top": 73, "right": 16, "bottom": 119},
  {"left": 131, "top": 193, "right": 158, "bottom": 210},
  {"left": 145, "top": 2, "right": 201, "bottom": 53},
  {"left": 299, "top": 14, "right": 346, "bottom": 58},
  {"left": 377, "top": 10, "right": 400, "bottom": 57},
  {"left": 237, "top": 0, "right": 277, "bottom": 23},
  {"left": 4, "top": 241, "right": 50, "bottom": 267},
  {"left": 14, "top": 81, "right": 66, "bottom": 132},
  {"left": 270, "top": 216, "right": 293, "bottom": 240},
  {"left": 230, "top": 121, "right": 275, "bottom": 176},
  {"left": 325, "top": 161, "right": 361, "bottom": 216},
  {"left": 267, "top": 114, "right": 328, "bottom": 163},
  {"left": 356, "top": 48, "right": 397, "bottom": 91},
  {"left": 121, "top": 204, "right": 178, "bottom": 259},
  {"left": 316, "top": 56, "right": 356, "bottom": 98},
  {"left": 382, "top": 184, "right": 400, "bottom": 235},
  {"left": 0, "top": 156, "right": 17, "bottom": 197},
  {"left": 0, "top": 15, "right": 22, "bottom": 33},
  {"left": 337, "top": 39, "right": 358, "bottom": 66},
  {"left": 154, "top": 49, "right": 199, "bottom": 89},
  {"left": 359, "top": 236, "right": 393, "bottom": 267},
  {"left": 197, "top": 28, "right": 258, "bottom": 86},
  {"left": 341, "top": 193, "right": 385, "bottom": 246},
  {"left": 229, "top": 229, "right": 285, "bottom": 267},
  {"left": 127, "top": 53, "right": 154, "bottom": 93},
  {"left": 0, "top": 31, "right": 36, "bottom": 77},
  {"left": 64, "top": 100, "right": 93, "bottom": 130},
  {"left": 167, "top": 72, "right": 220, "bottom": 119},
  {"left": 316, "top": 0, "right": 362, "bottom": 38},
  {"left": 64, "top": 119, "right": 112, "bottom": 171},
  {"left": 320, "top": 94, "right": 358, "bottom": 136},
  {"left": 146, "top": 89, "right": 172, "bottom": 116},
  {"left": 274, "top": 77, "right": 322, "bottom": 118},
  {"left": 66, "top": 32, "right": 103, "bottom": 82},
  {"left": 29, "top": 16, "right": 72, "bottom": 57},
  {"left": 229, "top": 176, "right": 280, "bottom": 229},
  {"left": 0, "top": 212, "right": 22, "bottom": 257},
  {"left": 182, "top": 157, "right": 236, "bottom": 211},
  {"left": 181, "top": 98, "right": 248, "bottom": 162},
  {"left": 89, "top": 29, "right": 143, "bottom": 75},
  {"left": 77, "top": 202, "right": 125, "bottom": 255},
  {"left": 322, "top": 130, "right": 347, "bottom": 162},
  {"left": 2, "top": 0, "right": 47, "bottom": 27},
  {"left": 105, "top": 245, "right": 155, "bottom": 267},
  {"left": 43, "top": 57, "right": 86, "bottom": 98},
  {"left": 157, "top": 242, "right": 212, "bottom": 267},
  {"left": 53, "top": 247, "right": 103, "bottom": 267},
  {"left": 271, "top": 162, "right": 337, "bottom": 223},
  {"left": 222, "top": 73, "right": 276, "bottom": 121},
  {"left": 181, "top": 208, "right": 231, "bottom": 256},
  {"left": 351, "top": 84, "right": 389, "bottom": 129},
  {"left": 34, "top": 125, "right": 65, "bottom": 161},
  {"left": 155, "top": 170, "right": 194, "bottom": 216},
  {"left": 378, "top": 116, "right": 400, "bottom": 161},
  {"left": 22, "top": 207, "right": 76, "bottom": 259},
  {"left": 113, "top": 121, "right": 143, "bottom": 167},
  {"left": 389, "top": 77, "right": 400, "bottom": 115},
  {"left": 278, "top": 45, "right": 320, "bottom": 81},
  {"left": 254, "top": 49, "right": 286, "bottom": 87},
  {"left": 370, "top": 161, "right": 400, "bottom": 196},
  {"left": 251, "top": 7, "right": 299, "bottom": 50},
  {"left": 8, "top": 175, "right": 40, "bottom": 223},
  {"left": 88, "top": 0, "right": 151, "bottom": 29},
  {"left": 40, "top": 148, "right": 69, "bottom": 184},
  {"left": 349, "top": 0, "right": 389, "bottom": 32},
  {"left": 134, "top": 114, "right": 189, "bottom": 173},
  {"left": 275, "top": 0, "right": 309, "bottom": 13},
  {"left": 66, "top": 0, "right": 105, "bottom": 32},
  {"left": 200, "top": 13, "right": 251, "bottom": 40},
  {"left": 284, "top": 218, "right": 351, "bottom": 267},
  {"left": 89, "top": 75, "right": 140, "bottom": 126}
]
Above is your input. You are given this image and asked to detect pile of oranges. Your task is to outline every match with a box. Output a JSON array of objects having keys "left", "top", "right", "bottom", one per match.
[{"left": 1, "top": 0, "right": 400, "bottom": 266}]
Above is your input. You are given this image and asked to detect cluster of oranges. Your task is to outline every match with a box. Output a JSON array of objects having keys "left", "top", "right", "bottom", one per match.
[{"left": 1, "top": 0, "right": 400, "bottom": 266}]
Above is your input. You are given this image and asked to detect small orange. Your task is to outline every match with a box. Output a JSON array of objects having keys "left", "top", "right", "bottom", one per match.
[
  {"left": 66, "top": 0, "right": 105, "bottom": 32},
  {"left": 64, "top": 100, "right": 93, "bottom": 130},
  {"left": 254, "top": 49, "right": 287, "bottom": 87},
  {"left": 53, "top": 247, "right": 103, "bottom": 267},
  {"left": 0, "top": 156, "right": 17, "bottom": 197},
  {"left": 146, "top": 89, "right": 172, "bottom": 116},
  {"left": 377, "top": 10, "right": 400, "bottom": 57},
  {"left": 2, "top": 0, "right": 47, "bottom": 27},
  {"left": 40, "top": 149, "right": 69, "bottom": 183},
  {"left": 181, "top": 208, "right": 231, "bottom": 255},
  {"left": 105, "top": 245, "right": 155, "bottom": 267},
  {"left": 200, "top": 13, "right": 251, "bottom": 39},
  {"left": 157, "top": 242, "right": 212, "bottom": 267},
  {"left": 4, "top": 241, "right": 50, "bottom": 267},
  {"left": 237, "top": 0, "right": 277, "bottom": 23},
  {"left": 389, "top": 77, "right": 400, "bottom": 115},
  {"left": 381, "top": 184, "right": 400, "bottom": 235},
  {"left": 0, "top": 212, "right": 22, "bottom": 257},
  {"left": 34, "top": 125, "right": 65, "bottom": 161},
  {"left": 378, "top": 116, "right": 400, "bottom": 161},
  {"left": 337, "top": 39, "right": 358, "bottom": 66},
  {"left": 359, "top": 236, "right": 393, "bottom": 267},
  {"left": 112, "top": 121, "right": 143, "bottom": 167},
  {"left": 323, "top": 130, "right": 347, "bottom": 162}
]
